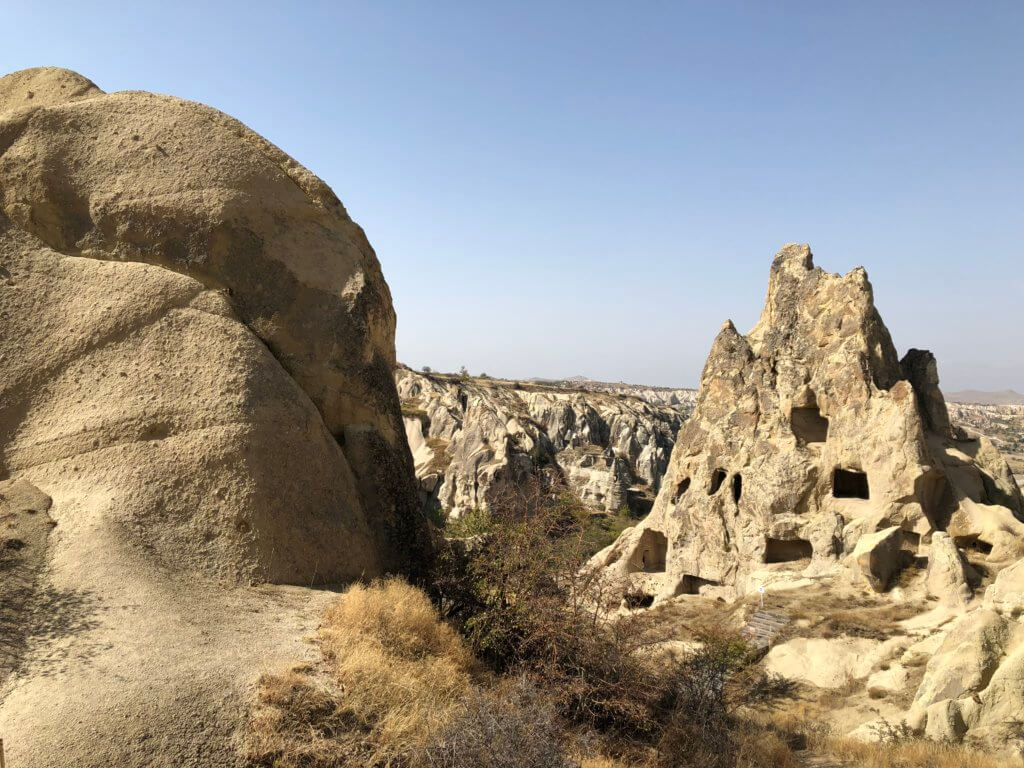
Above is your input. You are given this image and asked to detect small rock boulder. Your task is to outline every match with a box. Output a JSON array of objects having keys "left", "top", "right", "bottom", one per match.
[
  {"left": 851, "top": 526, "right": 907, "bottom": 592},
  {"left": 984, "top": 558, "right": 1024, "bottom": 613},
  {"left": 926, "top": 531, "right": 975, "bottom": 606}
]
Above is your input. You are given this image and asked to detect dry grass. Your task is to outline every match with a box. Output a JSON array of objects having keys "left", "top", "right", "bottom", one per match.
[
  {"left": 766, "top": 585, "right": 929, "bottom": 641},
  {"left": 245, "top": 578, "right": 476, "bottom": 768},
  {"left": 319, "top": 580, "right": 476, "bottom": 760},
  {"left": 821, "top": 736, "right": 1023, "bottom": 768}
]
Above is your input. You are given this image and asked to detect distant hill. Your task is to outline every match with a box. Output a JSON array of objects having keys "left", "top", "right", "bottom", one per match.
[{"left": 947, "top": 389, "right": 1024, "bottom": 405}]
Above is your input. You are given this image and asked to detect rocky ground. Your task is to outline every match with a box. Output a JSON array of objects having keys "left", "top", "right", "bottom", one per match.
[
  {"left": 590, "top": 246, "right": 1024, "bottom": 758},
  {"left": 397, "top": 367, "right": 696, "bottom": 518}
]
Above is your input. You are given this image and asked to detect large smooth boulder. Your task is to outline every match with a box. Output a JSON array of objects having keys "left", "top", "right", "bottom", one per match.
[
  {"left": 907, "top": 607, "right": 1024, "bottom": 753},
  {"left": 0, "top": 67, "right": 426, "bottom": 768},
  {"left": 0, "top": 67, "right": 425, "bottom": 582}
]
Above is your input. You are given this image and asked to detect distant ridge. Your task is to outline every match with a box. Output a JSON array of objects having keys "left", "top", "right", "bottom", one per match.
[{"left": 947, "top": 389, "right": 1024, "bottom": 405}]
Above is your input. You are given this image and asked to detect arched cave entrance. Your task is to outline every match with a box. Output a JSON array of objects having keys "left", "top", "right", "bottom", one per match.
[
  {"left": 627, "top": 529, "right": 668, "bottom": 573},
  {"left": 709, "top": 468, "right": 727, "bottom": 495},
  {"left": 731, "top": 473, "right": 742, "bottom": 503}
]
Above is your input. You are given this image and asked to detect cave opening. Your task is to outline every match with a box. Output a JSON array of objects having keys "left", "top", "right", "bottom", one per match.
[
  {"left": 954, "top": 535, "right": 993, "bottom": 555},
  {"left": 675, "top": 574, "right": 720, "bottom": 595},
  {"left": 764, "top": 537, "right": 813, "bottom": 563},
  {"left": 791, "top": 405, "right": 829, "bottom": 445},
  {"left": 627, "top": 529, "right": 668, "bottom": 573},
  {"left": 671, "top": 477, "right": 691, "bottom": 504},
  {"left": 709, "top": 468, "right": 727, "bottom": 495},
  {"left": 833, "top": 468, "right": 870, "bottom": 499},
  {"left": 731, "top": 473, "right": 742, "bottom": 503}
]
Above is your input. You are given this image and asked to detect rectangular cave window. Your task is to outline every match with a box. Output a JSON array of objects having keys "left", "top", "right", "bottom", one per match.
[
  {"left": 791, "top": 406, "right": 829, "bottom": 445},
  {"left": 671, "top": 477, "right": 691, "bottom": 504},
  {"left": 709, "top": 468, "right": 727, "bottom": 495},
  {"left": 731, "top": 473, "right": 742, "bottom": 502},
  {"left": 627, "top": 529, "right": 668, "bottom": 573},
  {"left": 833, "top": 468, "right": 870, "bottom": 499},
  {"left": 954, "top": 535, "right": 993, "bottom": 555},
  {"left": 764, "top": 538, "right": 813, "bottom": 563},
  {"left": 675, "top": 574, "right": 720, "bottom": 595}
]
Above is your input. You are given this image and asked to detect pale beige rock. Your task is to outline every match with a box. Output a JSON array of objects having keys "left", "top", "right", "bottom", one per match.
[
  {"left": 0, "top": 67, "right": 425, "bottom": 768},
  {"left": 591, "top": 245, "right": 1024, "bottom": 603},
  {"left": 764, "top": 636, "right": 881, "bottom": 688},
  {"left": 926, "top": 531, "right": 975, "bottom": 606},
  {"left": 907, "top": 607, "right": 1024, "bottom": 747},
  {"left": 984, "top": 558, "right": 1024, "bottom": 613},
  {"left": 396, "top": 368, "right": 690, "bottom": 515},
  {"left": 867, "top": 662, "right": 910, "bottom": 692},
  {"left": 851, "top": 526, "right": 907, "bottom": 592},
  {"left": 0, "top": 67, "right": 424, "bottom": 576}
]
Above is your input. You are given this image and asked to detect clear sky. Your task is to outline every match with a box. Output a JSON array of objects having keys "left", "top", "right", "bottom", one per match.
[{"left": 4, "top": 1, "right": 1021, "bottom": 390}]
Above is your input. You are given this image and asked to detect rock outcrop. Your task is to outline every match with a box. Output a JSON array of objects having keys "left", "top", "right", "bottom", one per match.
[
  {"left": 593, "top": 245, "right": 1024, "bottom": 602},
  {"left": 0, "top": 66, "right": 424, "bottom": 583},
  {"left": 0, "top": 67, "right": 424, "bottom": 767},
  {"left": 397, "top": 368, "right": 694, "bottom": 516}
]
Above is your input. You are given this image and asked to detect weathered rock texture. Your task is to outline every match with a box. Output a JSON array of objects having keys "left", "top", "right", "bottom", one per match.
[
  {"left": 0, "top": 67, "right": 424, "bottom": 767},
  {"left": 594, "top": 245, "right": 1024, "bottom": 601},
  {"left": 0, "top": 66, "right": 424, "bottom": 583},
  {"left": 397, "top": 368, "right": 694, "bottom": 516}
]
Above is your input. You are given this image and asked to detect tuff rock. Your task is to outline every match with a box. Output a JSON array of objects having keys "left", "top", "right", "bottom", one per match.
[
  {"left": 593, "top": 245, "right": 1024, "bottom": 602},
  {"left": 0, "top": 67, "right": 424, "bottom": 767},
  {"left": 397, "top": 368, "right": 694, "bottom": 516}
]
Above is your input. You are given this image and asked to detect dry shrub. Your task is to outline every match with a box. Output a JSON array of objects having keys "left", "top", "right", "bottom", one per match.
[
  {"left": 245, "top": 578, "right": 477, "bottom": 768},
  {"left": 654, "top": 632, "right": 798, "bottom": 768},
  {"left": 733, "top": 726, "right": 802, "bottom": 768},
  {"left": 423, "top": 675, "right": 575, "bottom": 768},
  {"left": 318, "top": 579, "right": 476, "bottom": 763},
  {"left": 431, "top": 478, "right": 672, "bottom": 736}
]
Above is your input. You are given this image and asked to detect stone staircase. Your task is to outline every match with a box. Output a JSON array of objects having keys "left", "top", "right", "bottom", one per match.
[{"left": 742, "top": 609, "right": 790, "bottom": 651}]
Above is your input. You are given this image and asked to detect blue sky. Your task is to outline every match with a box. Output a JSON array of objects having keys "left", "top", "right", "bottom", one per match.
[{"left": 4, "top": 1, "right": 1021, "bottom": 389}]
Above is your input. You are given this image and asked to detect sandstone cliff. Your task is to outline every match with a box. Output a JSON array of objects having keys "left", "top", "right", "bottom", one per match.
[
  {"left": 397, "top": 368, "right": 695, "bottom": 516},
  {"left": 0, "top": 67, "right": 424, "bottom": 767},
  {"left": 594, "top": 245, "right": 1024, "bottom": 603}
]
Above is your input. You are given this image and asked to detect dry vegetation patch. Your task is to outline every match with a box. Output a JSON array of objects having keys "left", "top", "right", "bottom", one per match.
[
  {"left": 244, "top": 579, "right": 478, "bottom": 768},
  {"left": 820, "top": 736, "right": 1023, "bottom": 768}
]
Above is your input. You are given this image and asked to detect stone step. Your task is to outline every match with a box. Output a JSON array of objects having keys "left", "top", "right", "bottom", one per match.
[{"left": 742, "top": 610, "right": 790, "bottom": 651}]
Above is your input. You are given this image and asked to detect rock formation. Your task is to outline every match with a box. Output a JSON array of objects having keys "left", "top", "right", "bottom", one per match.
[
  {"left": 594, "top": 244, "right": 1024, "bottom": 601},
  {"left": 397, "top": 368, "right": 694, "bottom": 516},
  {"left": 0, "top": 67, "right": 424, "bottom": 767}
]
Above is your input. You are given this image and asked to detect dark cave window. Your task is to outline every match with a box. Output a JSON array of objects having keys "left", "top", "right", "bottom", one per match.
[
  {"left": 791, "top": 406, "right": 829, "bottom": 445},
  {"left": 709, "top": 468, "right": 727, "bottom": 495},
  {"left": 764, "top": 538, "right": 813, "bottom": 563},
  {"left": 954, "top": 535, "right": 993, "bottom": 555},
  {"left": 675, "top": 574, "right": 720, "bottom": 595},
  {"left": 671, "top": 477, "right": 691, "bottom": 504},
  {"left": 731, "top": 473, "right": 742, "bottom": 503},
  {"left": 833, "top": 468, "right": 869, "bottom": 499}
]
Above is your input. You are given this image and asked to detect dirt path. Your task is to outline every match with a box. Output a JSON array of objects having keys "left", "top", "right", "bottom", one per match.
[{"left": 0, "top": 476, "right": 336, "bottom": 768}]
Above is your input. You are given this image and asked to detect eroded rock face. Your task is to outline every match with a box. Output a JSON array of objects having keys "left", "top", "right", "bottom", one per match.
[
  {"left": 0, "top": 67, "right": 426, "bottom": 768},
  {"left": 396, "top": 368, "right": 694, "bottom": 516},
  {"left": 0, "top": 67, "right": 424, "bottom": 582},
  {"left": 909, "top": 608, "right": 1024, "bottom": 752},
  {"left": 593, "top": 245, "right": 1024, "bottom": 601}
]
